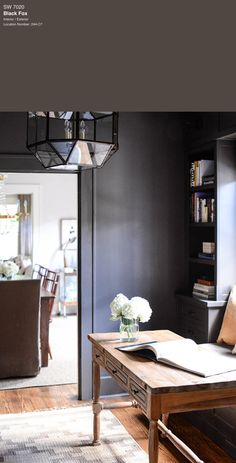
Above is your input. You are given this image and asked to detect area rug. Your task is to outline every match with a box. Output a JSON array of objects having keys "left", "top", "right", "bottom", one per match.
[{"left": 0, "top": 405, "right": 148, "bottom": 462}]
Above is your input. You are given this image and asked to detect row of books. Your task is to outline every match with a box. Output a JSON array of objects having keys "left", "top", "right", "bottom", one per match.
[
  {"left": 190, "top": 193, "right": 215, "bottom": 223},
  {"left": 190, "top": 159, "right": 214, "bottom": 187},
  {"left": 192, "top": 278, "right": 215, "bottom": 300}
]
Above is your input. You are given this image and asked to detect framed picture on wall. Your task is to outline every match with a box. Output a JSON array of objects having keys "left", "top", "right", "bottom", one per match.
[{"left": 61, "top": 219, "right": 77, "bottom": 250}]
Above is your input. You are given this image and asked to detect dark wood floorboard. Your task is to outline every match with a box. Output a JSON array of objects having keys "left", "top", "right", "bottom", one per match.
[{"left": 0, "top": 385, "right": 234, "bottom": 463}]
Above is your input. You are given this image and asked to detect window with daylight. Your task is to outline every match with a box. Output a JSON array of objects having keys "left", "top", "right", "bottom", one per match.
[{"left": 0, "top": 194, "right": 32, "bottom": 260}]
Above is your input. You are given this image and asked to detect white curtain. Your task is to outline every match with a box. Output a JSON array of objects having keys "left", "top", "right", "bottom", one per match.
[{"left": 18, "top": 194, "right": 32, "bottom": 258}]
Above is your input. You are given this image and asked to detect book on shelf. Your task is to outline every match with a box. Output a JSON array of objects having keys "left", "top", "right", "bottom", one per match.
[
  {"left": 202, "top": 242, "right": 215, "bottom": 254},
  {"left": 117, "top": 338, "right": 236, "bottom": 377},
  {"left": 202, "top": 174, "right": 215, "bottom": 185},
  {"left": 198, "top": 252, "right": 215, "bottom": 260},
  {"left": 193, "top": 283, "right": 215, "bottom": 293},
  {"left": 192, "top": 281, "right": 215, "bottom": 299},
  {"left": 190, "top": 193, "right": 215, "bottom": 223},
  {"left": 192, "top": 291, "right": 214, "bottom": 300},
  {"left": 190, "top": 159, "right": 214, "bottom": 187},
  {"left": 197, "top": 277, "right": 214, "bottom": 286}
]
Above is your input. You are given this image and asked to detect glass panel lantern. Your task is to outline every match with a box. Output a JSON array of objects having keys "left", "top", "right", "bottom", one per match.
[{"left": 27, "top": 112, "right": 118, "bottom": 170}]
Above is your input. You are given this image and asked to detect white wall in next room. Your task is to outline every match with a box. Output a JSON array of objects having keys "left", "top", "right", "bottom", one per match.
[{"left": 4, "top": 172, "right": 77, "bottom": 271}]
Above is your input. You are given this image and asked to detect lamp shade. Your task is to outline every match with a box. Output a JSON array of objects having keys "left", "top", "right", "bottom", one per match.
[{"left": 27, "top": 112, "right": 119, "bottom": 171}]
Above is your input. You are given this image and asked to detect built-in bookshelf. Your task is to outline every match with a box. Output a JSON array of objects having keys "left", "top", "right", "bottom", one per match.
[
  {"left": 178, "top": 138, "right": 236, "bottom": 343},
  {"left": 188, "top": 142, "right": 216, "bottom": 300},
  {"left": 186, "top": 139, "right": 236, "bottom": 303},
  {"left": 177, "top": 139, "right": 236, "bottom": 334}
]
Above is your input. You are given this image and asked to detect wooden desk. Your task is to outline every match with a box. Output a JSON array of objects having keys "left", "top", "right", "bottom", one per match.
[
  {"left": 40, "top": 288, "right": 55, "bottom": 367},
  {"left": 88, "top": 330, "right": 236, "bottom": 463}
]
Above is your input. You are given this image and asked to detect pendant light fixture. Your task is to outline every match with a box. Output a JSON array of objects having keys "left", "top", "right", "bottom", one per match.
[{"left": 27, "top": 112, "right": 119, "bottom": 171}]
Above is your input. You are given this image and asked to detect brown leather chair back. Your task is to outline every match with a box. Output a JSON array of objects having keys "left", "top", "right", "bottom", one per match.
[{"left": 0, "top": 279, "right": 41, "bottom": 378}]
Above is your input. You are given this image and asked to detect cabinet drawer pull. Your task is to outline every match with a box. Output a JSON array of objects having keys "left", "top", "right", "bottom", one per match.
[
  {"left": 132, "top": 388, "right": 139, "bottom": 395},
  {"left": 112, "top": 369, "right": 117, "bottom": 374}
]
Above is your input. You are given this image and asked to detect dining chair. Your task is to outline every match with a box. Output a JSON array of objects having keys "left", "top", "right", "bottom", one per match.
[
  {"left": 32, "top": 264, "right": 48, "bottom": 286},
  {"left": 42, "top": 269, "right": 60, "bottom": 360},
  {"left": 0, "top": 279, "right": 41, "bottom": 378}
]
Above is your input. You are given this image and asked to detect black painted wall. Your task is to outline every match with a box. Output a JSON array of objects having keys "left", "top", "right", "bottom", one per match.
[
  {"left": 0, "top": 111, "right": 187, "bottom": 395},
  {"left": 93, "top": 113, "right": 186, "bottom": 334},
  {"left": 79, "top": 112, "right": 186, "bottom": 397}
]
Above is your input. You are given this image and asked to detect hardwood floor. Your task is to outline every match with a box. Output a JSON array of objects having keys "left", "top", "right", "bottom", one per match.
[
  {"left": 113, "top": 406, "right": 236, "bottom": 463},
  {"left": 0, "top": 384, "right": 234, "bottom": 463}
]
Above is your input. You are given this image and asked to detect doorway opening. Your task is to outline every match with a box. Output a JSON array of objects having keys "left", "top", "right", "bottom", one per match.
[{"left": 0, "top": 172, "right": 79, "bottom": 391}]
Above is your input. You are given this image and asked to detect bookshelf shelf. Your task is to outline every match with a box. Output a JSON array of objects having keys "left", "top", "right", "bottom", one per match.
[
  {"left": 189, "top": 222, "right": 215, "bottom": 227},
  {"left": 190, "top": 184, "right": 214, "bottom": 193},
  {"left": 189, "top": 257, "right": 215, "bottom": 266}
]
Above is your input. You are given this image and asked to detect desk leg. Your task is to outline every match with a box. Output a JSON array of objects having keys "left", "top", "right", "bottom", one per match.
[
  {"left": 92, "top": 361, "right": 101, "bottom": 445},
  {"left": 149, "top": 420, "right": 159, "bottom": 463}
]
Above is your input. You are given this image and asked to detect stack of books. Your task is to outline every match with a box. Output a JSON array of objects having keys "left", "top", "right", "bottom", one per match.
[{"left": 192, "top": 279, "right": 215, "bottom": 300}]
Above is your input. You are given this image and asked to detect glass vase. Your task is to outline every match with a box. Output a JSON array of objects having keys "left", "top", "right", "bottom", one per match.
[{"left": 119, "top": 317, "right": 139, "bottom": 342}]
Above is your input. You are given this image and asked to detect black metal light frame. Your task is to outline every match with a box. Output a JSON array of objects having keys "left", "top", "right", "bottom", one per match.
[{"left": 27, "top": 112, "right": 119, "bottom": 171}]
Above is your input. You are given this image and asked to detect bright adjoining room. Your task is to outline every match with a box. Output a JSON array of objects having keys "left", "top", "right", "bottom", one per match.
[{"left": 0, "top": 171, "right": 78, "bottom": 390}]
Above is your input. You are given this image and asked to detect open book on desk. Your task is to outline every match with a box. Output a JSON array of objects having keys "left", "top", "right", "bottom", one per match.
[{"left": 117, "top": 338, "right": 236, "bottom": 377}]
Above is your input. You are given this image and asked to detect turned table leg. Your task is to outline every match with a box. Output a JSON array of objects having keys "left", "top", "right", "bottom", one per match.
[
  {"left": 149, "top": 420, "right": 159, "bottom": 463},
  {"left": 92, "top": 361, "right": 101, "bottom": 445}
]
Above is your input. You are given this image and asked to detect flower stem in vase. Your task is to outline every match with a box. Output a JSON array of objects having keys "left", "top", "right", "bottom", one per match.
[{"left": 119, "top": 317, "right": 139, "bottom": 342}]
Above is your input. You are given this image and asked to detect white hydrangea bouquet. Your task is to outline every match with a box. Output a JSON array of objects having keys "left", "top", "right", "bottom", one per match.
[
  {"left": 110, "top": 293, "right": 152, "bottom": 341},
  {"left": 0, "top": 261, "right": 19, "bottom": 279}
]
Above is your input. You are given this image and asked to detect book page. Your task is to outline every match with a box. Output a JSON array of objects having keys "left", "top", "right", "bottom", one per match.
[
  {"left": 118, "top": 340, "right": 236, "bottom": 377},
  {"left": 153, "top": 338, "right": 198, "bottom": 358},
  {"left": 118, "top": 338, "right": 197, "bottom": 359},
  {"left": 159, "top": 343, "right": 236, "bottom": 377}
]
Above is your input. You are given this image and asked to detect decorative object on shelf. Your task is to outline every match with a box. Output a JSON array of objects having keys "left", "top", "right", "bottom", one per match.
[
  {"left": 0, "top": 260, "right": 19, "bottom": 279},
  {"left": 110, "top": 293, "right": 152, "bottom": 342},
  {"left": 27, "top": 112, "right": 119, "bottom": 171},
  {"left": 202, "top": 241, "right": 215, "bottom": 254}
]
